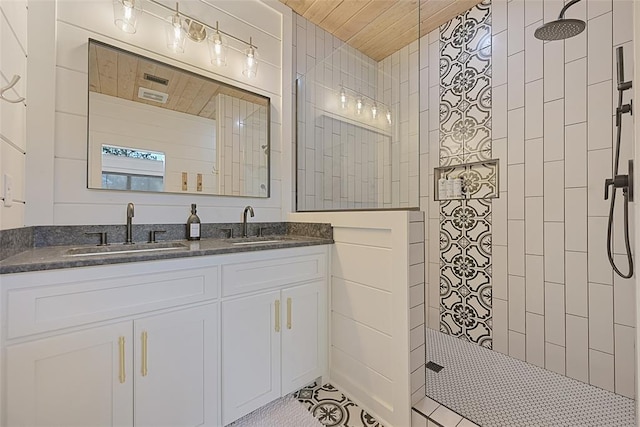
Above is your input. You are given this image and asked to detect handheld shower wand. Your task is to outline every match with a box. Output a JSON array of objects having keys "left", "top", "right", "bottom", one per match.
[{"left": 604, "top": 46, "right": 634, "bottom": 278}]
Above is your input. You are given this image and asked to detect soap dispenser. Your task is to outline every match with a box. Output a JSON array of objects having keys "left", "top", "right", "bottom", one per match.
[{"left": 186, "top": 203, "right": 201, "bottom": 241}]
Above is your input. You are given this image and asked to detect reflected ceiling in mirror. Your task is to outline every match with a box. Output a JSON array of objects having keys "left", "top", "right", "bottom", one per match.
[{"left": 87, "top": 39, "right": 270, "bottom": 198}]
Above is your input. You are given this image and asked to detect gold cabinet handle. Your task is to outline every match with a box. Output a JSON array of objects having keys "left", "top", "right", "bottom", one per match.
[
  {"left": 275, "top": 299, "right": 281, "bottom": 332},
  {"left": 287, "top": 297, "right": 292, "bottom": 330},
  {"left": 118, "top": 336, "right": 126, "bottom": 384},
  {"left": 141, "top": 331, "right": 148, "bottom": 377}
]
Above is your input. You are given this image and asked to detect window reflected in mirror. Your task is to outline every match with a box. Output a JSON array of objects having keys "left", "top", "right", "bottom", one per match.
[{"left": 101, "top": 145, "right": 166, "bottom": 192}]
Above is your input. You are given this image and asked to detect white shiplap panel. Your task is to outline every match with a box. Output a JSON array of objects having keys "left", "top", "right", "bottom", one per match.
[
  {"left": 332, "top": 225, "right": 392, "bottom": 248},
  {"left": 332, "top": 243, "right": 392, "bottom": 292},
  {"left": 331, "top": 277, "right": 392, "bottom": 336},
  {"left": 0, "top": 90, "right": 26, "bottom": 151},
  {"left": 1, "top": 142, "right": 25, "bottom": 202},
  {"left": 332, "top": 312, "right": 393, "bottom": 380},
  {"left": 0, "top": 12, "right": 27, "bottom": 95},
  {"left": 0, "top": 0, "right": 27, "bottom": 51},
  {"left": 331, "top": 347, "right": 394, "bottom": 423},
  {"left": 55, "top": 112, "right": 89, "bottom": 161},
  {"left": 0, "top": 201, "right": 25, "bottom": 229}
]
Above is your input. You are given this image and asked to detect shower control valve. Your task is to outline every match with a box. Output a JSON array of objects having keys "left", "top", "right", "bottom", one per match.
[
  {"left": 604, "top": 160, "right": 634, "bottom": 202},
  {"left": 604, "top": 175, "right": 628, "bottom": 200}
]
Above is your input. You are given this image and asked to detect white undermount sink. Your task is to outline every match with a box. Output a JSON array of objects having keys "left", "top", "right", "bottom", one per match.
[{"left": 66, "top": 242, "right": 188, "bottom": 257}]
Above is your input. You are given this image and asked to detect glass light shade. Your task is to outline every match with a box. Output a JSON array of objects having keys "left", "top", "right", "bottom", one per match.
[
  {"left": 355, "top": 97, "right": 363, "bottom": 115},
  {"left": 243, "top": 45, "right": 259, "bottom": 79},
  {"left": 166, "top": 13, "right": 186, "bottom": 53},
  {"left": 113, "top": 0, "right": 142, "bottom": 34},
  {"left": 371, "top": 103, "right": 378, "bottom": 119},
  {"left": 208, "top": 31, "right": 228, "bottom": 67},
  {"left": 386, "top": 109, "right": 392, "bottom": 125},
  {"left": 339, "top": 87, "right": 347, "bottom": 109}
]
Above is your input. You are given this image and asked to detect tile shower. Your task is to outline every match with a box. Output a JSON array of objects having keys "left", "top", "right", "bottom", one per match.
[
  {"left": 293, "top": 0, "right": 637, "bottom": 420},
  {"left": 421, "top": 0, "right": 636, "bottom": 401}
]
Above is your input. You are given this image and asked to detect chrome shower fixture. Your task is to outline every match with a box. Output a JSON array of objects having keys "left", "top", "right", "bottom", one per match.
[{"left": 534, "top": 0, "right": 585, "bottom": 41}]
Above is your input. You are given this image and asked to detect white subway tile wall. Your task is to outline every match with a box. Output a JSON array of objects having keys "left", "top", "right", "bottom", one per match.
[{"left": 295, "top": 14, "right": 419, "bottom": 211}]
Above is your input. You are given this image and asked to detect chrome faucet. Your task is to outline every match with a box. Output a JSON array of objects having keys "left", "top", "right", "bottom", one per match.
[
  {"left": 242, "top": 205, "right": 254, "bottom": 238},
  {"left": 125, "top": 202, "right": 135, "bottom": 244}
]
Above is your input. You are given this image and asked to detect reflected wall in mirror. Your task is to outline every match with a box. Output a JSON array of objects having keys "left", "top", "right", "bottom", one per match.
[{"left": 87, "top": 39, "right": 270, "bottom": 198}]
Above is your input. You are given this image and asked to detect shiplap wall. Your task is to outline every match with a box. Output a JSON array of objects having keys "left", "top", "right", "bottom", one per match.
[
  {"left": 25, "top": 0, "right": 291, "bottom": 226},
  {"left": 0, "top": 0, "right": 27, "bottom": 229}
]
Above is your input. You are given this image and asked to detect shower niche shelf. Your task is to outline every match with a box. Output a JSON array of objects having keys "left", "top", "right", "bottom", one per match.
[{"left": 434, "top": 159, "right": 500, "bottom": 201}]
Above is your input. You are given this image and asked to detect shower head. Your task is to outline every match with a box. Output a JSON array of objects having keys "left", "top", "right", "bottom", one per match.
[
  {"left": 534, "top": 19, "right": 585, "bottom": 41},
  {"left": 534, "top": 0, "right": 585, "bottom": 41}
]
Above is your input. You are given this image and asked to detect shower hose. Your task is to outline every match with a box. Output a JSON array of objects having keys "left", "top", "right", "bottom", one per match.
[{"left": 606, "top": 89, "right": 634, "bottom": 279}]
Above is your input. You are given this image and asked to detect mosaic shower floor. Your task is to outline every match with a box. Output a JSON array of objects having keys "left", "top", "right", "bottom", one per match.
[
  {"left": 425, "top": 329, "right": 636, "bottom": 427},
  {"left": 295, "top": 382, "right": 384, "bottom": 427}
]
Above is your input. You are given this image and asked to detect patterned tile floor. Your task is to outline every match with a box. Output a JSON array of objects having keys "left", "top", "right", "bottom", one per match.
[
  {"left": 426, "top": 329, "right": 636, "bottom": 427},
  {"left": 295, "top": 382, "right": 384, "bottom": 427}
]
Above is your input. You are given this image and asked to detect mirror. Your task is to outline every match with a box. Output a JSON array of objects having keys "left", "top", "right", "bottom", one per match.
[{"left": 87, "top": 39, "right": 270, "bottom": 197}]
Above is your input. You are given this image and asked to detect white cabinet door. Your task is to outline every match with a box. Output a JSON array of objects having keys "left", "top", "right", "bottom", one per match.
[
  {"left": 134, "top": 304, "right": 218, "bottom": 427},
  {"left": 6, "top": 322, "right": 133, "bottom": 427},
  {"left": 281, "top": 281, "right": 323, "bottom": 395},
  {"left": 222, "top": 291, "right": 281, "bottom": 425}
]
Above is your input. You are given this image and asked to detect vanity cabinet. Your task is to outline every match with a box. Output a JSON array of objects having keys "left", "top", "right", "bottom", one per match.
[
  {"left": 6, "top": 304, "right": 217, "bottom": 427},
  {"left": 221, "top": 280, "right": 324, "bottom": 424},
  {"left": 133, "top": 305, "right": 217, "bottom": 427},
  {"left": 1, "top": 245, "right": 329, "bottom": 427},
  {"left": 221, "top": 256, "right": 327, "bottom": 425},
  {"left": 7, "top": 322, "right": 134, "bottom": 426}
]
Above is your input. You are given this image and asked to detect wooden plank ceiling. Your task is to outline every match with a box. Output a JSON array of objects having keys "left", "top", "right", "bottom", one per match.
[
  {"left": 89, "top": 43, "right": 265, "bottom": 120},
  {"left": 281, "top": 0, "right": 484, "bottom": 61}
]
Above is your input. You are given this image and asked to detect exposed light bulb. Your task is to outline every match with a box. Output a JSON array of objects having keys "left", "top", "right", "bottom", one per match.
[
  {"left": 371, "top": 102, "right": 378, "bottom": 119},
  {"left": 208, "top": 21, "right": 228, "bottom": 67},
  {"left": 386, "top": 109, "right": 392, "bottom": 125},
  {"left": 339, "top": 86, "right": 347, "bottom": 109},
  {"left": 243, "top": 37, "right": 259, "bottom": 79},
  {"left": 124, "top": 2, "right": 133, "bottom": 20},
  {"left": 355, "top": 96, "right": 363, "bottom": 115}
]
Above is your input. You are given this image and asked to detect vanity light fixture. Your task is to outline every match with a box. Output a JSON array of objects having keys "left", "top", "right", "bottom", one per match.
[
  {"left": 113, "top": 0, "right": 142, "bottom": 34},
  {"left": 208, "top": 22, "right": 228, "bottom": 67},
  {"left": 243, "top": 38, "right": 258, "bottom": 79},
  {"left": 113, "top": 0, "right": 259, "bottom": 78},
  {"left": 166, "top": 3, "right": 186, "bottom": 53}
]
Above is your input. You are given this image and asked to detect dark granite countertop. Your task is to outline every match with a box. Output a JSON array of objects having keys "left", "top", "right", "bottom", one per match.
[{"left": 0, "top": 222, "right": 333, "bottom": 274}]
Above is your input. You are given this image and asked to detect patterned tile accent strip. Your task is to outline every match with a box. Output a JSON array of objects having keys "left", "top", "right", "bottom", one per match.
[
  {"left": 295, "top": 382, "right": 384, "bottom": 427},
  {"left": 425, "top": 329, "right": 636, "bottom": 426},
  {"left": 438, "top": 0, "right": 493, "bottom": 349}
]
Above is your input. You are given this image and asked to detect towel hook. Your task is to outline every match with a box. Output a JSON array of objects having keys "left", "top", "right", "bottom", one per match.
[{"left": 0, "top": 75, "right": 25, "bottom": 104}]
